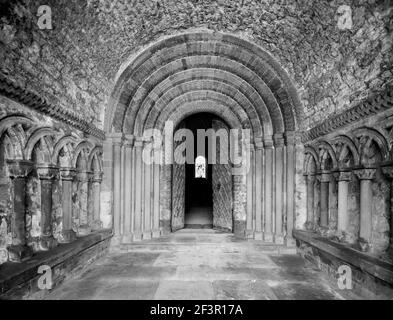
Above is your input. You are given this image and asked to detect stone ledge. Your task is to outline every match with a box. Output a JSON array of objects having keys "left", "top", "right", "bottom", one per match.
[
  {"left": 0, "top": 229, "right": 113, "bottom": 299},
  {"left": 293, "top": 230, "right": 393, "bottom": 298}
]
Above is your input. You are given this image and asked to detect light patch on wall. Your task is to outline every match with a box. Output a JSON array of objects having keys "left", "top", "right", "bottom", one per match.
[{"left": 337, "top": 5, "right": 352, "bottom": 30}]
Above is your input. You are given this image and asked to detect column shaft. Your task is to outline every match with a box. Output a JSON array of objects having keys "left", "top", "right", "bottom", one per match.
[
  {"left": 123, "top": 138, "right": 133, "bottom": 242},
  {"left": 264, "top": 138, "right": 274, "bottom": 242},
  {"left": 285, "top": 132, "right": 295, "bottom": 246},
  {"left": 7, "top": 160, "right": 33, "bottom": 262},
  {"left": 143, "top": 160, "right": 152, "bottom": 240},
  {"left": 37, "top": 165, "right": 58, "bottom": 250},
  {"left": 152, "top": 162, "right": 160, "bottom": 238},
  {"left": 320, "top": 174, "right": 330, "bottom": 227},
  {"left": 90, "top": 172, "right": 103, "bottom": 231},
  {"left": 306, "top": 175, "right": 315, "bottom": 229},
  {"left": 254, "top": 146, "right": 263, "bottom": 240},
  {"left": 274, "top": 134, "right": 284, "bottom": 244},
  {"left": 133, "top": 141, "right": 143, "bottom": 240},
  {"left": 246, "top": 147, "right": 254, "bottom": 238},
  {"left": 59, "top": 169, "right": 76, "bottom": 243},
  {"left": 113, "top": 140, "right": 122, "bottom": 240}
]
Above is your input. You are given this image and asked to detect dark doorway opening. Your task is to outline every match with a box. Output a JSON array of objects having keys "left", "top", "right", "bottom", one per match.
[{"left": 184, "top": 113, "right": 213, "bottom": 228}]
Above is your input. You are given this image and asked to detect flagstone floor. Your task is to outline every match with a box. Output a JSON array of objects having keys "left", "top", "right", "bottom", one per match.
[{"left": 45, "top": 229, "right": 359, "bottom": 300}]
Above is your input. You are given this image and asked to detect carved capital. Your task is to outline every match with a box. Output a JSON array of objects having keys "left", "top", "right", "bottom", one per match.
[
  {"left": 263, "top": 136, "right": 274, "bottom": 149},
  {"left": 284, "top": 131, "right": 296, "bottom": 145},
  {"left": 134, "top": 137, "right": 144, "bottom": 148},
  {"left": 109, "top": 133, "right": 123, "bottom": 146},
  {"left": 306, "top": 174, "right": 316, "bottom": 183},
  {"left": 273, "top": 133, "right": 285, "bottom": 147},
  {"left": 77, "top": 170, "right": 90, "bottom": 182},
  {"left": 354, "top": 168, "right": 377, "bottom": 180},
  {"left": 60, "top": 167, "right": 77, "bottom": 181},
  {"left": 123, "top": 134, "right": 135, "bottom": 147},
  {"left": 382, "top": 166, "right": 393, "bottom": 180},
  {"left": 36, "top": 165, "right": 59, "bottom": 180},
  {"left": 90, "top": 171, "right": 103, "bottom": 183},
  {"left": 334, "top": 171, "right": 352, "bottom": 181},
  {"left": 6, "top": 160, "right": 34, "bottom": 178},
  {"left": 321, "top": 172, "right": 331, "bottom": 183},
  {"left": 254, "top": 137, "right": 264, "bottom": 150}
]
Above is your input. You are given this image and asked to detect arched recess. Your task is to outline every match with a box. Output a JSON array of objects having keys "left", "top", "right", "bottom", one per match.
[
  {"left": 24, "top": 127, "right": 60, "bottom": 164},
  {"left": 332, "top": 135, "right": 360, "bottom": 169},
  {"left": 103, "top": 32, "right": 302, "bottom": 245},
  {"left": 353, "top": 127, "right": 389, "bottom": 166}
]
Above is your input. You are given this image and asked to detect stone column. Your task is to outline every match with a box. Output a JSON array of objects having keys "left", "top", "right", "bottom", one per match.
[
  {"left": 305, "top": 174, "right": 315, "bottom": 230},
  {"left": 274, "top": 133, "right": 284, "bottom": 244},
  {"left": 285, "top": 131, "right": 295, "bottom": 246},
  {"left": 328, "top": 175, "right": 338, "bottom": 231},
  {"left": 334, "top": 170, "right": 351, "bottom": 236},
  {"left": 75, "top": 170, "right": 91, "bottom": 236},
  {"left": 122, "top": 135, "right": 134, "bottom": 242},
  {"left": 90, "top": 171, "right": 103, "bottom": 231},
  {"left": 143, "top": 140, "right": 152, "bottom": 240},
  {"left": 246, "top": 144, "right": 255, "bottom": 239},
  {"left": 152, "top": 160, "right": 161, "bottom": 238},
  {"left": 59, "top": 168, "right": 77, "bottom": 243},
  {"left": 354, "top": 168, "right": 377, "bottom": 250},
  {"left": 320, "top": 171, "right": 330, "bottom": 228},
  {"left": 313, "top": 173, "right": 321, "bottom": 228},
  {"left": 263, "top": 136, "right": 274, "bottom": 242},
  {"left": 112, "top": 135, "right": 122, "bottom": 243},
  {"left": 36, "top": 165, "right": 59, "bottom": 250},
  {"left": 382, "top": 166, "right": 393, "bottom": 253},
  {"left": 6, "top": 160, "right": 33, "bottom": 262},
  {"left": 133, "top": 138, "right": 144, "bottom": 241},
  {"left": 254, "top": 139, "right": 263, "bottom": 240}
]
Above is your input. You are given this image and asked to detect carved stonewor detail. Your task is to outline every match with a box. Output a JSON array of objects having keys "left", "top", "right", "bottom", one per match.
[
  {"left": 354, "top": 168, "right": 377, "bottom": 180},
  {"left": 302, "top": 85, "right": 393, "bottom": 143}
]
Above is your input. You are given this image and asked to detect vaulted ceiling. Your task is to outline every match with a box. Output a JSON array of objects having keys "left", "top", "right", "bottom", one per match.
[{"left": 0, "top": 0, "right": 391, "bottom": 130}]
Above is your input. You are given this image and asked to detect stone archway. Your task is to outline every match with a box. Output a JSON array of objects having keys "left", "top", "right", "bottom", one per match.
[
  {"left": 171, "top": 112, "right": 235, "bottom": 233},
  {"left": 103, "top": 31, "right": 303, "bottom": 245}
]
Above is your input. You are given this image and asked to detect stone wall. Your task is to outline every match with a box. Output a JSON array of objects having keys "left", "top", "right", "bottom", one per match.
[
  {"left": 0, "top": 1, "right": 391, "bottom": 129},
  {"left": 300, "top": 86, "right": 393, "bottom": 257},
  {"left": 0, "top": 86, "right": 105, "bottom": 265}
]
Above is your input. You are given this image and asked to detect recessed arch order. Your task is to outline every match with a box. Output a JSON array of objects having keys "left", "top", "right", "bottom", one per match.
[{"left": 104, "top": 31, "right": 303, "bottom": 139}]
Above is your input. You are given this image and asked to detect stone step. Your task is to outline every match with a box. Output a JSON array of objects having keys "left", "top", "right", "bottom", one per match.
[{"left": 111, "top": 242, "right": 296, "bottom": 255}]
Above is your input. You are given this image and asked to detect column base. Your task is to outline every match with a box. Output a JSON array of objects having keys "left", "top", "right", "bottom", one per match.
[
  {"left": 77, "top": 225, "right": 91, "bottom": 237},
  {"left": 263, "top": 232, "right": 273, "bottom": 242},
  {"left": 39, "top": 236, "right": 58, "bottom": 251},
  {"left": 254, "top": 231, "right": 263, "bottom": 240},
  {"left": 274, "top": 234, "right": 284, "bottom": 244},
  {"left": 357, "top": 237, "right": 371, "bottom": 252},
  {"left": 121, "top": 233, "right": 133, "bottom": 243},
  {"left": 132, "top": 232, "right": 143, "bottom": 241},
  {"left": 7, "top": 244, "right": 33, "bottom": 262},
  {"left": 245, "top": 230, "right": 254, "bottom": 239},
  {"left": 152, "top": 229, "right": 161, "bottom": 238},
  {"left": 110, "top": 235, "right": 122, "bottom": 246},
  {"left": 57, "top": 229, "right": 77, "bottom": 244},
  {"left": 304, "top": 221, "right": 315, "bottom": 231},
  {"left": 91, "top": 220, "right": 103, "bottom": 231},
  {"left": 316, "top": 226, "right": 329, "bottom": 237},
  {"left": 284, "top": 236, "right": 296, "bottom": 247},
  {"left": 142, "top": 231, "right": 152, "bottom": 240}
]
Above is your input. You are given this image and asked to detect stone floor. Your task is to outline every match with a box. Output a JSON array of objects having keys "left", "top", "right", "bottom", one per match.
[{"left": 45, "top": 229, "right": 359, "bottom": 300}]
